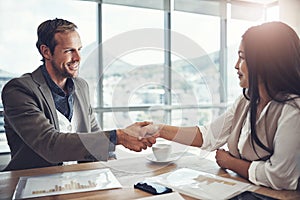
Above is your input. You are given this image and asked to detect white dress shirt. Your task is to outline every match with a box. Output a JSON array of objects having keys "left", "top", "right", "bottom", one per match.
[{"left": 199, "top": 95, "right": 300, "bottom": 190}]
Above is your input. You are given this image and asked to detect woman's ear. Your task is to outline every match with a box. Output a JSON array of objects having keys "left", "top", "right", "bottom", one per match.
[{"left": 40, "top": 44, "right": 52, "bottom": 60}]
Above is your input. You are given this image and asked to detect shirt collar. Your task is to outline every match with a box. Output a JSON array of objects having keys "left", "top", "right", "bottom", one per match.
[{"left": 41, "top": 65, "right": 75, "bottom": 96}]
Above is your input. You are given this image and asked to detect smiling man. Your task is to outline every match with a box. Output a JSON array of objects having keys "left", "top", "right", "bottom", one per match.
[{"left": 1, "top": 18, "right": 156, "bottom": 171}]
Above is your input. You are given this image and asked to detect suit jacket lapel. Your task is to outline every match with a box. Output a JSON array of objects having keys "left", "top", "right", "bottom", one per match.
[
  {"left": 73, "top": 80, "right": 89, "bottom": 131},
  {"left": 31, "top": 66, "right": 59, "bottom": 130}
]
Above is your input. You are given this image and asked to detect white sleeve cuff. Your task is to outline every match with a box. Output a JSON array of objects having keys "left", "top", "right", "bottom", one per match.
[
  {"left": 248, "top": 161, "right": 260, "bottom": 185},
  {"left": 197, "top": 125, "right": 207, "bottom": 148}
]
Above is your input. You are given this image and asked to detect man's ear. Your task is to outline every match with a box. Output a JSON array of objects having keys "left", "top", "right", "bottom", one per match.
[{"left": 40, "top": 44, "right": 52, "bottom": 60}]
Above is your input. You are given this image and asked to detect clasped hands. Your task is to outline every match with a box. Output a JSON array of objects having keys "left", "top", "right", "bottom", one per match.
[{"left": 117, "top": 121, "right": 160, "bottom": 152}]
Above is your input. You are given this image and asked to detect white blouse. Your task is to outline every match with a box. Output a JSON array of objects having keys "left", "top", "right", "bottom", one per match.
[{"left": 199, "top": 96, "right": 300, "bottom": 190}]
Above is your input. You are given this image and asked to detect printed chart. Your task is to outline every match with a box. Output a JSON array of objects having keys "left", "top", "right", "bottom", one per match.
[
  {"left": 146, "top": 168, "right": 254, "bottom": 199},
  {"left": 13, "top": 168, "right": 122, "bottom": 199}
]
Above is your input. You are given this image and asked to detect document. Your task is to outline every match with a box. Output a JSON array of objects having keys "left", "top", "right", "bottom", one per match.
[
  {"left": 13, "top": 168, "right": 122, "bottom": 199},
  {"left": 146, "top": 168, "right": 253, "bottom": 200}
]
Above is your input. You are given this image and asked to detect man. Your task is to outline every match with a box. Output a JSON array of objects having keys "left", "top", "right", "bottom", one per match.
[{"left": 1, "top": 18, "right": 156, "bottom": 171}]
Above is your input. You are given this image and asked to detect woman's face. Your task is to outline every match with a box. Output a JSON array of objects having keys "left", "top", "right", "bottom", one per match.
[{"left": 235, "top": 42, "right": 249, "bottom": 88}]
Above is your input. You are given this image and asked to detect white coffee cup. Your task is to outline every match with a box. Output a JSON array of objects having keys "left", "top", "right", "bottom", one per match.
[{"left": 152, "top": 144, "right": 172, "bottom": 161}]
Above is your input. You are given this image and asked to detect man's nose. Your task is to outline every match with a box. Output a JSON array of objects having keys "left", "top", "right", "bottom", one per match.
[{"left": 73, "top": 50, "right": 81, "bottom": 61}]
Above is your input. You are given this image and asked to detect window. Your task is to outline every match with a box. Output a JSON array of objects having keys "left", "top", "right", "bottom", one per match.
[
  {"left": 171, "top": 10, "right": 221, "bottom": 126},
  {"left": 100, "top": 4, "right": 165, "bottom": 129}
]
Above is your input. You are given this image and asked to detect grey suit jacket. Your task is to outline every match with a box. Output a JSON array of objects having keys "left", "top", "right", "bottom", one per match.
[{"left": 2, "top": 66, "right": 111, "bottom": 171}]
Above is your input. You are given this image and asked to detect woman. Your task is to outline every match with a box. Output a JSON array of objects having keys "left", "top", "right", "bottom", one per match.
[{"left": 146, "top": 22, "right": 300, "bottom": 190}]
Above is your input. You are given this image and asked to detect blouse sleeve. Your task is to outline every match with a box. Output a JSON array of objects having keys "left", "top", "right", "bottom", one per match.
[
  {"left": 199, "top": 95, "right": 243, "bottom": 151},
  {"left": 248, "top": 101, "right": 300, "bottom": 190}
]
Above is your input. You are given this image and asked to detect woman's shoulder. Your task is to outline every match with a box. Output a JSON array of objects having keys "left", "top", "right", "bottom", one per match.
[
  {"left": 283, "top": 95, "right": 300, "bottom": 111},
  {"left": 270, "top": 94, "right": 300, "bottom": 117},
  {"left": 232, "top": 94, "right": 249, "bottom": 109}
]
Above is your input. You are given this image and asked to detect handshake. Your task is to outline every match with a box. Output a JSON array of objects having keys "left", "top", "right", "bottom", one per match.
[{"left": 116, "top": 121, "right": 161, "bottom": 152}]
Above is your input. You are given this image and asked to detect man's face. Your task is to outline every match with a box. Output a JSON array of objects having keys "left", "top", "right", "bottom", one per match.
[{"left": 49, "top": 31, "right": 82, "bottom": 80}]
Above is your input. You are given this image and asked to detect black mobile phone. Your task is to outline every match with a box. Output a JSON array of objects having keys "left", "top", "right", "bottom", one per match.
[
  {"left": 134, "top": 181, "right": 173, "bottom": 195},
  {"left": 229, "top": 191, "right": 278, "bottom": 200}
]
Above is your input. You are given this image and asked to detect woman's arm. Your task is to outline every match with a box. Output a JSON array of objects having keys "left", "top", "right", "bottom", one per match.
[
  {"left": 216, "top": 101, "right": 300, "bottom": 190},
  {"left": 144, "top": 96, "right": 243, "bottom": 150},
  {"left": 215, "top": 149, "right": 251, "bottom": 179},
  {"left": 157, "top": 124, "right": 253, "bottom": 179},
  {"left": 157, "top": 125, "right": 203, "bottom": 147},
  {"left": 249, "top": 102, "right": 300, "bottom": 190}
]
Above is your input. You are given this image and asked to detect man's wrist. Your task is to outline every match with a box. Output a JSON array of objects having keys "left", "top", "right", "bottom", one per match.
[
  {"left": 108, "top": 129, "right": 117, "bottom": 152},
  {"left": 116, "top": 129, "right": 124, "bottom": 145}
]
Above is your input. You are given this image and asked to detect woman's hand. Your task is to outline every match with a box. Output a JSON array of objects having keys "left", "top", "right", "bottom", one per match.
[
  {"left": 116, "top": 121, "right": 158, "bottom": 152},
  {"left": 215, "top": 149, "right": 235, "bottom": 169},
  {"left": 123, "top": 121, "right": 153, "bottom": 138},
  {"left": 215, "top": 149, "right": 251, "bottom": 179}
]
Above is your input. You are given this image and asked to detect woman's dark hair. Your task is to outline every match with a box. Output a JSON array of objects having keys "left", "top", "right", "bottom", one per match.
[
  {"left": 242, "top": 21, "right": 300, "bottom": 156},
  {"left": 36, "top": 18, "right": 77, "bottom": 62}
]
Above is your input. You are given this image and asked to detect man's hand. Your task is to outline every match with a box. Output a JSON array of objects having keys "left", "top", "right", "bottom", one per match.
[
  {"left": 123, "top": 121, "right": 160, "bottom": 139},
  {"left": 116, "top": 122, "right": 158, "bottom": 152},
  {"left": 122, "top": 121, "right": 153, "bottom": 139}
]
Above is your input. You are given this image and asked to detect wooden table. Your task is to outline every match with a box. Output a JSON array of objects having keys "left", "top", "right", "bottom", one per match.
[{"left": 0, "top": 154, "right": 299, "bottom": 200}]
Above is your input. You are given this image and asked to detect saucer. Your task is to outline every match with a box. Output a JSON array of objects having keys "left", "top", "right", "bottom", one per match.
[{"left": 146, "top": 154, "right": 179, "bottom": 164}]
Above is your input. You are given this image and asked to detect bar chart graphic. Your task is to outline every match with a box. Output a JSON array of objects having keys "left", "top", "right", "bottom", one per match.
[
  {"left": 31, "top": 180, "right": 98, "bottom": 194},
  {"left": 13, "top": 168, "right": 122, "bottom": 199}
]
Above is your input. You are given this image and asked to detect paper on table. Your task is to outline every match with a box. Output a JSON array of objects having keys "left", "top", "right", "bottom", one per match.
[
  {"left": 135, "top": 192, "right": 185, "bottom": 200},
  {"left": 13, "top": 168, "right": 122, "bottom": 199},
  {"left": 145, "top": 168, "right": 253, "bottom": 200}
]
